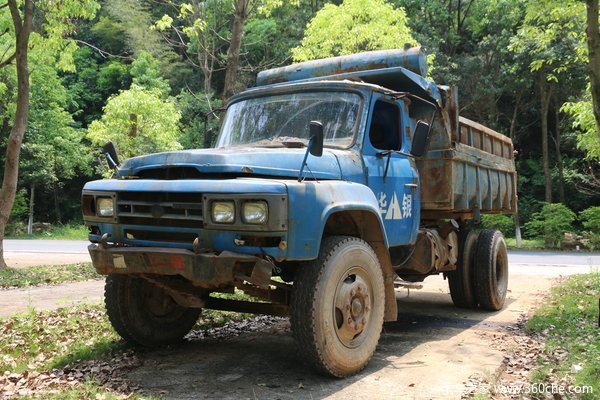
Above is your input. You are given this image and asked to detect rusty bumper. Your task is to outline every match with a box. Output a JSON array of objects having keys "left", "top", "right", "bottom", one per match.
[{"left": 88, "top": 244, "right": 272, "bottom": 289}]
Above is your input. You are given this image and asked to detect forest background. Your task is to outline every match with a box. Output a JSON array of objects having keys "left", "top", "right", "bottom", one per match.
[{"left": 0, "top": 0, "right": 599, "bottom": 257}]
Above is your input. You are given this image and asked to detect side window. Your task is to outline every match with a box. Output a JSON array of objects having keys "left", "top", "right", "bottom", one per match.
[{"left": 369, "top": 101, "right": 401, "bottom": 151}]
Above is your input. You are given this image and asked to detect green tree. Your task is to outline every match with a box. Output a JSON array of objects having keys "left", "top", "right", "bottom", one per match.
[
  {"left": 292, "top": 0, "right": 417, "bottom": 62},
  {"left": 0, "top": 0, "right": 99, "bottom": 270},
  {"left": 87, "top": 85, "right": 182, "bottom": 161},
  {"left": 130, "top": 51, "right": 171, "bottom": 95},
  {"left": 562, "top": 91, "right": 600, "bottom": 160},
  {"left": 19, "top": 54, "right": 92, "bottom": 225},
  {"left": 580, "top": 206, "right": 600, "bottom": 233},
  {"left": 584, "top": 0, "right": 600, "bottom": 135},
  {"left": 579, "top": 205, "right": 600, "bottom": 249},
  {"left": 524, "top": 203, "right": 576, "bottom": 248},
  {"left": 510, "top": 0, "right": 588, "bottom": 203}
]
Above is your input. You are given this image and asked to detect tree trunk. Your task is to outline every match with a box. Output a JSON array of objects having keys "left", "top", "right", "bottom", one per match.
[
  {"left": 222, "top": 0, "right": 250, "bottom": 101},
  {"left": 554, "top": 107, "right": 566, "bottom": 204},
  {"left": 53, "top": 185, "right": 62, "bottom": 224},
  {"left": 585, "top": 0, "right": 600, "bottom": 135},
  {"left": 511, "top": 92, "right": 522, "bottom": 248},
  {"left": 514, "top": 211, "right": 522, "bottom": 248},
  {"left": 192, "top": 0, "right": 215, "bottom": 96},
  {"left": 540, "top": 75, "right": 553, "bottom": 203},
  {"left": 0, "top": 0, "right": 33, "bottom": 270},
  {"left": 27, "top": 184, "right": 34, "bottom": 235}
]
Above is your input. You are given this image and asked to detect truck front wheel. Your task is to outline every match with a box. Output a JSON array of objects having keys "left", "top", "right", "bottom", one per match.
[
  {"left": 104, "top": 275, "right": 201, "bottom": 346},
  {"left": 290, "top": 236, "right": 385, "bottom": 377},
  {"left": 474, "top": 230, "right": 509, "bottom": 311}
]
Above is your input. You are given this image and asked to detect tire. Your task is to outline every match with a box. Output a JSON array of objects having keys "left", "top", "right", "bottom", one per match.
[
  {"left": 447, "top": 230, "right": 478, "bottom": 309},
  {"left": 473, "top": 229, "right": 509, "bottom": 311},
  {"left": 104, "top": 275, "right": 201, "bottom": 346},
  {"left": 290, "top": 236, "right": 385, "bottom": 377}
]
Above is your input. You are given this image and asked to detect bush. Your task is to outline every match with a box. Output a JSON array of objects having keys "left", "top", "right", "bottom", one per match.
[
  {"left": 481, "top": 214, "right": 515, "bottom": 237},
  {"left": 579, "top": 206, "right": 600, "bottom": 234},
  {"left": 582, "top": 232, "right": 600, "bottom": 251},
  {"left": 580, "top": 206, "right": 600, "bottom": 250},
  {"left": 524, "top": 203, "right": 576, "bottom": 248}
]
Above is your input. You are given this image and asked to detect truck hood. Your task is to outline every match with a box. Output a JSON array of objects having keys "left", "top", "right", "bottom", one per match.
[{"left": 118, "top": 147, "right": 343, "bottom": 180}]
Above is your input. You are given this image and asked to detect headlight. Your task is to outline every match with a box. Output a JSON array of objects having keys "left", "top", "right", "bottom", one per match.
[
  {"left": 212, "top": 201, "right": 235, "bottom": 223},
  {"left": 242, "top": 201, "right": 268, "bottom": 224},
  {"left": 96, "top": 197, "right": 114, "bottom": 217}
]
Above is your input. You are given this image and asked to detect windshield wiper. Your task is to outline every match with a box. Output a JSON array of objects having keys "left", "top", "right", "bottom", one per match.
[
  {"left": 281, "top": 141, "right": 306, "bottom": 148},
  {"left": 251, "top": 136, "right": 308, "bottom": 148}
]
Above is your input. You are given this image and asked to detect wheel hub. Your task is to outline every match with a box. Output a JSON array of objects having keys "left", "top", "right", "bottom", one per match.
[
  {"left": 351, "top": 297, "right": 363, "bottom": 318},
  {"left": 334, "top": 270, "right": 372, "bottom": 348}
]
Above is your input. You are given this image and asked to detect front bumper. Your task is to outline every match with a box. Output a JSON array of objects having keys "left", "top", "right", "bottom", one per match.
[{"left": 88, "top": 243, "right": 273, "bottom": 289}]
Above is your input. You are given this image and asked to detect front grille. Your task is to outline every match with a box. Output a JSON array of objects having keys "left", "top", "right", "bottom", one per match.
[{"left": 117, "top": 192, "right": 203, "bottom": 228}]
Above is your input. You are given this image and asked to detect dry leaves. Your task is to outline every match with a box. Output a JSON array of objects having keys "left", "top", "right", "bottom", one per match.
[{"left": 0, "top": 349, "right": 142, "bottom": 399}]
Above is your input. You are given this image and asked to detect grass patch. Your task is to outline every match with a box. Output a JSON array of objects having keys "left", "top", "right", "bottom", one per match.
[
  {"left": 0, "top": 304, "right": 122, "bottom": 373},
  {"left": 526, "top": 273, "right": 600, "bottom": 399},
  {"left": 0, "top": 263, "right": 100, "bottom": 289},
  {"left": 0, "top": 286, "right": 268, "bottom": 398},
  {"left": 504, "top": 238, "right": 545, "bottom": 249},
  {"left": 7, "top": 224, "right": 88, "bottom": 240},
  {"left": 18, "top": 380, "right": 153, "bottom": 400}
]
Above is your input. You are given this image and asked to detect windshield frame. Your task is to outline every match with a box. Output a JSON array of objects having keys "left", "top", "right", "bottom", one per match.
[{"left": 217, "top": 87, "right": 365, "bottom": 150}]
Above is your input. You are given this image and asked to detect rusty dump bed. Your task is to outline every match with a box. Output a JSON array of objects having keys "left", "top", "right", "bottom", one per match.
[{"left": 417, "top": 116, "right": 517, "bottom": 220}]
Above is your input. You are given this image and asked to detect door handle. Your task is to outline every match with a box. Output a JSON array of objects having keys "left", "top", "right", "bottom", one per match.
[{"left": 404, "top": 183, "right": 418, "bottom": 188}]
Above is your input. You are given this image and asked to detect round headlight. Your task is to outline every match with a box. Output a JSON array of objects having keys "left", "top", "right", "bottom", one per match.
[
  {"left": 212, "top": 201, "right": 235, "bottom": 223},
  {"left": 242, "top": 201, "right": 268, "bottom": 224},
  {"left": 97, "top": 197, "right": 114, "bottom": 217}
]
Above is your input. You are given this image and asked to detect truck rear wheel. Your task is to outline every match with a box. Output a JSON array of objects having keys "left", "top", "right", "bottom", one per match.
[
  {"left": 473, "top": 230, "right": 509, "bottom": 311},
  {"left": 290, "top": 236, "right": 385, "bottom": 377},
  {"left": 104, "top": 275, "right": 201, "bottom": 346},
  {"left": 447, "top": 230, "right": 478, "bottom": 308}
]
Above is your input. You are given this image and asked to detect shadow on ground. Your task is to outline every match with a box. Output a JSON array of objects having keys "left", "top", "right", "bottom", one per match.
[{"left": 118, "top": 288, "right": 512, "bottom": 400}]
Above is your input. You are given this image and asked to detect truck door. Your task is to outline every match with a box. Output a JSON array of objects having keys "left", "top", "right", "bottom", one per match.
[{"left": 362, "top": 94, "right": 419, "bottom": 246}]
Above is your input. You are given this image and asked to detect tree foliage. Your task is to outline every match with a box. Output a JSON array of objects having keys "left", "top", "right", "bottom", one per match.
[
  {"left": 87, "top": 85, "right": 182, "bottom": 161},
  {"left": 562, "top": 91, "right": 600, "bottom": 159},
  {"left": 579, "top": 206, "right": 600, "bottom": 233},
  {"left": 292, "top": 0, "right": 417, "bottom": 61},
  {"left": 524, "top": 203, "right": 577, "bottom": 248}
]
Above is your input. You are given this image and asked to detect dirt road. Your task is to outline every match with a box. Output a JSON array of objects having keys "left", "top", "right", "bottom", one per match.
[{"left": 120, "top": 263, "right": 595, "bottom": 400}]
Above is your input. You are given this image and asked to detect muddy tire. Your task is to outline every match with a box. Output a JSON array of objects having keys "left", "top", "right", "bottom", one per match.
[
  {"left": 447, "top": 230, "right": 478, "bottom": 309},
  {"left": 290, "top": 236, "right": 385, "bottom": 377},
  {"left": 473, "top": 230, "right": 509, "bottom": 311},
  {"left": 104, "top": 275, "right": 201, "bottom": 346}
]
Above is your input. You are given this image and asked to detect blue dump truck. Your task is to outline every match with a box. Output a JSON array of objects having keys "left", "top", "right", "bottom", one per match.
[{"left": 82, "top": 47, "right": 517, "bottom": 377}]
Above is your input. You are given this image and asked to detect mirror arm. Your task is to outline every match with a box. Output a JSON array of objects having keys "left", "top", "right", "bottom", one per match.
[
  {"left": 297, "top": 137, "right": 313, "bottom": 182},
  {"left": 104, "top": 153, "right": 118, "bottom": 170}
]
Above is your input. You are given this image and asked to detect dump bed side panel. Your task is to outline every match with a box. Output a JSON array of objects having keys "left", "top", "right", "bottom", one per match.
[{"left": 417, "top": 116, "right": 517, "bottom": 220}]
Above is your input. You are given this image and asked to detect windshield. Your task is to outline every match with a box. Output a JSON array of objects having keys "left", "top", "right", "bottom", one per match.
[{"left": 216, "top": 91, "right": 361, "bottom": 149}]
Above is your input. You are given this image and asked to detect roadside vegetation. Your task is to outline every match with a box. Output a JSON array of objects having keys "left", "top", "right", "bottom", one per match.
[
  {"left": 481, "top": 205, "right": 600, "bottom": 251},
  {"left": 526, "top": 273, "right": 600, "bottom": 398},
  {"left": 0, "top": 263, "right": 100, "bottom": 289},
  {"left": 6, "top": 224, "right": 88, "bottom": 240}
]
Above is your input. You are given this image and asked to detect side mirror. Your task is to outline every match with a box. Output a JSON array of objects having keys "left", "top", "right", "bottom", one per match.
[
  {"left": 102, "top": 141, "right": 120, "bottom": 170},
  {"left": 308, "top": 121, "right": 324, "bottom": 157},
  {"left": 410, "top": 121, "right": 430, "bottom": 157}
]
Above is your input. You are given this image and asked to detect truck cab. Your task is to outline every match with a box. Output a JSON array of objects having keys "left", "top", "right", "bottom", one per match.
[{"left": 82, "top": 48, "right": 517, "bottom": 377}]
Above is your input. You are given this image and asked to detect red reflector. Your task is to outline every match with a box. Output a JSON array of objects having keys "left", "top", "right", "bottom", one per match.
[{"left": 171, "top": 256, "right": 186, "bottom": 270}]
